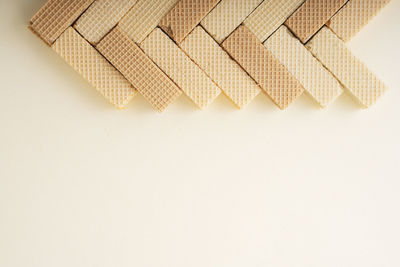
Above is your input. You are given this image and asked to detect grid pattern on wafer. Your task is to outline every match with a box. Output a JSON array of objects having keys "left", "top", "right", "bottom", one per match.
[
  {"left": 159, "top": 0, "right": 220, "bottom": 44},
  {"left": 222, "top": 26, "right": 304, "bottom": 109},
  {"left": 96, "top": 26, "right": 182, "bottom": 112},
  {"left": 181, "top": 26, "right": 261, "bottom": 109},
  {"left": 264, "top": 26, "right": 343, "bottom": 108},
  {"left": 328, "top": 0, "right": 391, "bottom": 42},
  {"left": 307, "top": 27, "right": 387, "bottom": 108},
  {"left": 74, "top": 0, "right": 137, "bottom": 44},
  {"left": 52, "top": 27, "right": 136, "bottom": 109},
  {"left": 141, "top": 28, "right": 221, "bottom": 109},
  {"left": 200, "top": 0, "right": 264, "bottom": 43},
  {"left": 285, "top": 0, "right": 348, "bottom": 43},
  {"left": 30, "top": 0, "right": 95, "bottom": 45}
]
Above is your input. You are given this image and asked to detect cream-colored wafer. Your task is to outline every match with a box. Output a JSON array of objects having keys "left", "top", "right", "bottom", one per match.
[
  {"left": 306, "top": 27, "right": 387, "bottom": 108},
  {"left": 285, "top": 0, "right": 348, "bottom": 43},
  {"left": 200, "top": 0, "right": 264, "bottom": 43},
  {"left": 159, "top": 0, "right": 220, "bottom": 44},
  {"left": 181, "top": 26, "right": 261, "bottom": 109},
  {"left": 328, "top": 0, "right": 391, "bottom": 42},
  {"left": 264, "top": 26, "right": 343, "bottom": 108},
  {"left": 29, "top": 0, "right": 95, "bottom": 46},
  {"left": 222, "top": 26, "right": 304, "bottom": 109},
  {"left": 97, "top": 26, "right": 182, "bottom": 112},
  {"left": 52, "top": 27, "right": 136, "bottom": 109},
  {"left": 243, "top": 0, "right": 305, "bottom": 42},
  {"left": 74, "top": 0, "right": 137, "bottom": 44},
  {"left": 141, "top": 28, "right": 221, "bottom": 109},
  {"left": 119, "top": 0, "right": 179, "bottom": 44}
]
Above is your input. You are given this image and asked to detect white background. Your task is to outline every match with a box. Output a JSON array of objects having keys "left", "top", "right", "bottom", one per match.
[{"left": 1, "top": 0, "right": 400, "bottom": 266}]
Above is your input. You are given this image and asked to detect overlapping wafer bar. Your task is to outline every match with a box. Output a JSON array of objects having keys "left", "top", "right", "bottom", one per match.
[
  {"left": 222, "top": 26, "right": 304, "bottom": 109},
  {"left": 119, "top": 0, "right": 179, "bottom": 44},
  {"left": 97, "top": 26, "right": 181, "bottom": 112},
  {"left": 200, "top": 0, "right": 264, "bottom": 43},
  {"left": 243, "top": 0, "right": 305, "bottom": 42},
  {"left": 307, "top": 27, "right": 387, "bottom": 108},
  {"left": 74, "top": 0, "right": 137, "bottom": 44},
  {"left": 328, "top": 0, "right": 391, "bottom": 42},
  {"left": 30, "top": 0, "right": 95, "bottom": 46},
  {"left": 285, "top": 0, "right": 348, "bottom": 43},
  {"left": 264, "top": 26, "right": 343, "bottom": 108},
  {"left": 141, "top": 28, "right": 221, "bottom": 109},
  {"left": 53, "top": 27, "right": 136, "bottom": 109},
  {"left": 181, "top": 26, "right": 261, "bottom": 109},
  {"left": 159, "top": 0, "right": 220, "bottom": 44}
]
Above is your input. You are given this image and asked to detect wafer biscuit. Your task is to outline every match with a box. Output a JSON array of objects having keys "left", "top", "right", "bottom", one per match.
[
  {"left": 201, "top": 0, "right": 263, "bottom": 43},
  {"left": 307, "top": 27, "right": 387, "bottom": 108},
  {"left": 119, "top": 0, "right": 179, "bottom": 44},
  {"left": 264, "top": 26, "right": 343, "bottom": 108},
  {"left": 159, "top": 0, "right": 220, "bottom": 44},
  {"left": 181, "top": 26, "right": 260, "bottom": 109},
  {"left": 141, "top": 28, "right": 221, "bottom": 109},
  {"left": 243, "top": 0, "right": 305, "bottom": 42},
  {"left": 328, "top": 0, "right": 391, "bottom": 42},
  {"left": 222, "top": 26, "right": 304, "bottom": 109},
  {"left": 285, "top": 0, "right": 348, "bottom": 43},
  {"left": 52, "top": 27, "right": 136, "bottom": 109},
  {"left": 74, "top": 0, "right": 137, "bottom": 44},
  {"left": 97, "top": 26, "right": 181, "bottom": 112},
  {"left": 29, "top": 0, "right": 95, "bottom": 46}
]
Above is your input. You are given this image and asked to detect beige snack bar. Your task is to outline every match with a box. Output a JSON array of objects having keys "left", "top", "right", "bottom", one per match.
[
  {"left": 328, "top": 0, "right": 391, "bottom": 42},
  {"left": 181, "top": 26, "right": 261, "bottom": 109},
  {"left": 264, "top": 26, "right": 343, "bottom": 108},
  {"left": 201, "top": 0, "right": 264, "bottom": 43},
  {"left": 243, "top": 0, "right": 305, "bottom": 42},
  {"left": 159, "top": 0, "right": 220, "bottom": 44},
  {"left": 74, "top": 0, "right": 137, "bottom": 44},
  {"left": 119, "top": 0, "right": 179, "bottom": 44},
  {"left": 53, "top": 27, "right": 136, "bottom": 109},
  {"left": 285, "top": 0, "right": 348, "bottom": 43},
  {"left": 141, "top": 28, "right": 221, "bottom": 109},
  {"left": 307, "top": 27, "right": 387, "bottom": 108},
  {"left": 97, "top": 26, "right": 182, "bottom": 112},
  {"left": 29, "top": 0, "right": 95, "bottom": 46},
  {"left": 222, "top": 26, "right": 304, "bottom": 109}
]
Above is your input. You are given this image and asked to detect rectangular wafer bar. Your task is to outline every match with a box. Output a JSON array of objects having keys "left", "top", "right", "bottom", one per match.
[
  {"left": 285, "top": 0, "right": 348, "bottom": 43},
  {"left": 97, "top": 26, "right": 182, "bottom": 112},
  {"left": 159, "top": 0, "right": 220, "bottom": 44},
  {"left": 52, "top": 27, "right": 136, "bottom": 109},
  {"left": 264, "top": 26, "right": 343, "bottom": 108},
  {"left": 74, "top": 0, "right": 137, "bottom": 44},
  {"left": 200, "top": 0, "right": 264, "bottom": 43},
  {"left": 306, "top": 27, "right": 387, "bottom": 108},
  {"left": 181, "top": 26, "right": 261, "bottom": 109},
  {"left": 222, "top": 26, "right": 304, "bottom": 109},
  {"left": 29, "top": 0, "right": 95, "bottom": 46},
  {"left": 328, "top": 0, "right": 391, "bottom": 42},
  {"left": 141, "top": 28, "right": 221, "bottom": 109},
  {"left": 243, "top": 0, "right": 305, "bottom": 42}
]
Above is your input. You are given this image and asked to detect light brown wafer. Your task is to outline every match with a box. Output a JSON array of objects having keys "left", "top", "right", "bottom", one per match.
[
  {"left": 97, "top": 26, "right": 182, "bottom": 112},
  {"left": 200, "top": 0, "right": 264, "bottom": 43},
  {"left": 181, "top": 26, "right": 261, "bottom": 109},
  {"left": 159, "top": 0, "right": 220, "bottom": 44},
  {"left": 307, "top": 27, "right": 387, "bottom": 108},
  {"left": 29, "top": 0, "right": 95, "bottom": 46},
  {"left": 222, "top": 26, "right": 304, "bottom": 109},
  {"left": 74, "top": 0, "right": 137, "bottom": 44},
  {"left": 285, "top": 0, "right": 348, "bottom": 43},
  {"left": 141, "top": 28, "right": 221, "bottom": 109},
  {"left": 328, "top": 0, "right": 391, "bottom": 42},
  {"left": 52, "top": 27, "right": 136, "bottom": 109}
]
